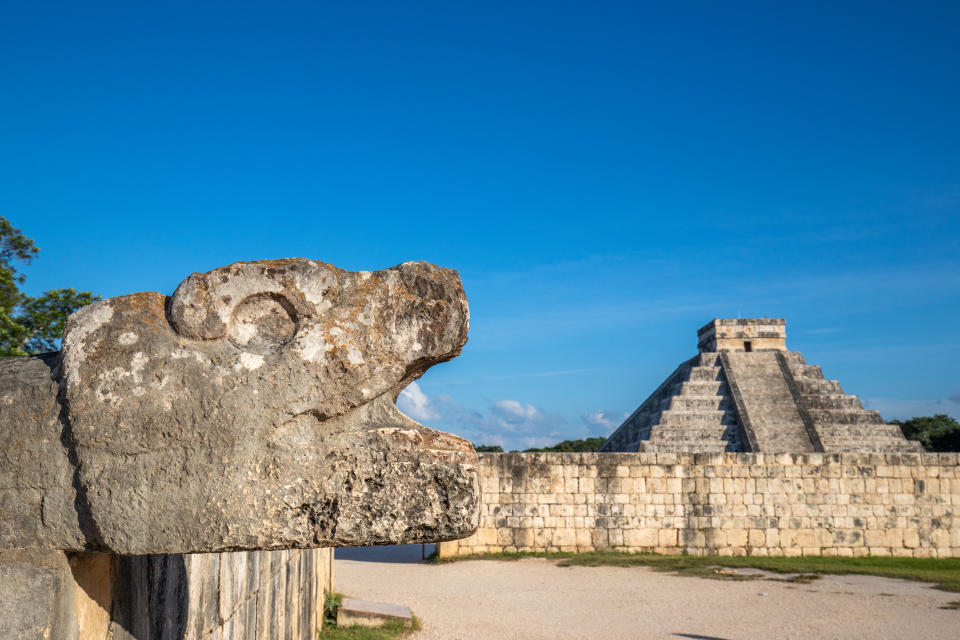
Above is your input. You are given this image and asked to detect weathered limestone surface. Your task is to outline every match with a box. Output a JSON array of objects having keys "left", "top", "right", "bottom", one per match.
[
  {"left": 0, "top": 550, "right": 81, "bottom": 639},
  {"left": 2, "top": 257, "right": 479, "bottom": 639},
  {"left": 0, "top": 258, "right": 480, "bottom": 554},
  {"left": 439, "top": 452, "right": 960, "bottom": 559},
  {"left": 0, "top": 353, "right": 85, "bottom": 550}
]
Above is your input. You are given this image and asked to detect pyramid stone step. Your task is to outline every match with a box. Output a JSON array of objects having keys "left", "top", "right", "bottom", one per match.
[
  {"left": 797, "top": 379, "right": 842, "bottom": 394},
  {"left": 816, "top": 424, "right": 906, "bottom": 439},
  {"left": 656, "top": 410, "right": 735, "bottom": 427},
  {"left": 648, "top": 426, "right": 734, "bottom": 442},
  {"left": 820, "top": 435, "right": 910, "bottom": 445},
  {"left": 781, "top": 351, "right": 806, "bottom": 365},
  {"left": 799, "top": 365, "right": 824, "bottom": 378},
  {"left": 807, "top": 409, "right": 884, "bottom": 425},
  {"left": 677, "top": 381, "right": 724, "bottom": 396},
  {"left": 665, "top": 396, "right": 729, "bottom": 412},
  {"left": 694, "top": 353, "right": 722, "bottom": 367},
  {"left": 687, "top": 366, "right": 723, "bottom": 381},
  {"left": 801, "top": 394, "right": 864, "bottom": 410}
]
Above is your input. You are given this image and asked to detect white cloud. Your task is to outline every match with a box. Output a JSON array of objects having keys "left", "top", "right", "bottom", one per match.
[
  {"left": 492, "top": 400, "right": 543, "bottom": 423},
  {"left": 397, "top": 384, "right": 630, "bottom": 450},
  {"left": 462, "top": 400, "right": 567, "bottom": 450},
  {"left": 581, "top": 410, "right": 626, "bottom": 432},
  {"left": 395, "top": 383, "right": 570, "bottom": 450},
  {"left": 397, "top": 382, "right": 440, "bottom": 422}
]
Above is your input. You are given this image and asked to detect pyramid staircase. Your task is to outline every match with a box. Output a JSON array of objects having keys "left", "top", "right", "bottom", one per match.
[
  {"left": 721, "top": 351, "right": 816, "bottom": 452},
  {"left": 632, "top": 353, "right": 744, "bottom": 453}
]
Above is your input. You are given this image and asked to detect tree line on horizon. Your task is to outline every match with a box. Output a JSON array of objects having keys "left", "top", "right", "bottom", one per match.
[
  {"left": 889, "top": 415, "right": 960, "bottom": 453},
  {"left": 474, "top": 437, "right": 607, "bottom": 454},
  {"left": 475, "top": 416, "right": 960, "bottom": 454}
]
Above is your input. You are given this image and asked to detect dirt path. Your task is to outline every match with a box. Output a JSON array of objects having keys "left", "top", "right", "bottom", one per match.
[{"left": 334, "top": 547, "right": 958, "bottom": 639}]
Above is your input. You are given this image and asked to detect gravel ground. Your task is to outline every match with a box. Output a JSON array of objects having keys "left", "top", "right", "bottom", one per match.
[{"left": 334, "top": 546, "right": 959, "bottom": 640}]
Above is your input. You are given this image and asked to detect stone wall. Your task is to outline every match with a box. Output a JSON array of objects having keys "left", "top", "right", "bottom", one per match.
[
  {"left": 437, "top": 452, "right": 960, "bottom": 558},
  {"left": 0, "top": 548, "right": 334, "bottom": 640}
]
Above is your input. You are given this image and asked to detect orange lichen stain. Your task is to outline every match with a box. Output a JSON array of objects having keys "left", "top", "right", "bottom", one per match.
[{"left": 109, "top": 292, "right": 169, "bottom": 330}]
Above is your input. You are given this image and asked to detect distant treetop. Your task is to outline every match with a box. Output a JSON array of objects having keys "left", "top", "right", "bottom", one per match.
[
  {"left": 474, "top": 444, "right": 504, "bottom": 453},
  {"left": 890, "top": 415, "right": 960, "bottom": 452},
  {"left": 0, "top": 217, "right": 100, "bottom": 356},
  {"left": 521, "top": 437, "right": 607, "bottom": 453}
]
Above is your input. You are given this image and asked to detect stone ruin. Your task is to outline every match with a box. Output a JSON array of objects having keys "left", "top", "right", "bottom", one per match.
[
  {"left": 0, "top": 258, "right": 480, "bottom": 639},
  {"left": 600, "top": 318, "right": 922, "bottom": 453}
]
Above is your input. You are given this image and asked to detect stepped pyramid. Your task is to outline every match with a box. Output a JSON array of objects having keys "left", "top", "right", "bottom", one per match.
[{"left": 599, "top": 319, "right": 922, "bottom": 453}]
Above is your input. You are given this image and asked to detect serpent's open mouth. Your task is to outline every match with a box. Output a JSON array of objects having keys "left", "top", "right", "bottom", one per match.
[{"left": 269, "top": 393, "right": 476, "bottom": 461}]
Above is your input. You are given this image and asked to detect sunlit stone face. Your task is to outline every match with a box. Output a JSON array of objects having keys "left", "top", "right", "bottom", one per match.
[{"left": 56, "top": 258, "right": 478, "bottom": 554}]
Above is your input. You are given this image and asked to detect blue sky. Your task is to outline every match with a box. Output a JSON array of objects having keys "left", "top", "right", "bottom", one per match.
[{"left": 2, "top": 2, "right": 958, "bottom": 449}]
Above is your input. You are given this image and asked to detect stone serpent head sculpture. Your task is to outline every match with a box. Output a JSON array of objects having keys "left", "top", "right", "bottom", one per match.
[{"left": 0, "top": 259, "right": 478, "bottom": 554}]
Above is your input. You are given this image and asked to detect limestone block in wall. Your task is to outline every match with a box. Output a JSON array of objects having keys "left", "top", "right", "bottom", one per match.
[
  {"left": 0, "top": 551, "right": 115, "bottom": 640},
  {"left": 0, "top": 551, "right": 83, "bottom": 640}
]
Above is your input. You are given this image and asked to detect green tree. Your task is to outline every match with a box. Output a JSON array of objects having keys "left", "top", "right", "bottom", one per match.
[
  {"left": 474, "top": 444, "right": 504, "bottom": 453},
  {"left": 521, "top": 437, "right": 607, "bottom": 453},
  {"left": 0, "top": 217, "right": 100, "bottom": 356},
  {"left": 890, "top": 415, "right": 960, "bottom": 452}
]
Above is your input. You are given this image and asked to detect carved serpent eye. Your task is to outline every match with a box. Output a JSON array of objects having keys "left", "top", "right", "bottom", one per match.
[{"left": 228, "top": 293, "right": 298, "bottom": 354}]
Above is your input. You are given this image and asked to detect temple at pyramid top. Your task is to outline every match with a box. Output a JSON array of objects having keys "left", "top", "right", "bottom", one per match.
[
  {"left": 697, "top": 318, "right": 786, "bottom": 353},
  {"left": 599, "top": 318, "right": 921, "bottom": 454}
]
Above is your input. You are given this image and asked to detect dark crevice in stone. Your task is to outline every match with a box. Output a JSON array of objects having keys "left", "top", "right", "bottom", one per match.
[{"left": 46, "top": 351, "right": 105, "bottom": 551}]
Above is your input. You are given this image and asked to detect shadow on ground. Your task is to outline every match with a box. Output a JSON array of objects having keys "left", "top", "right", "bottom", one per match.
[{"left": 335, "top": 544, "right": 435, "bottom": 564}]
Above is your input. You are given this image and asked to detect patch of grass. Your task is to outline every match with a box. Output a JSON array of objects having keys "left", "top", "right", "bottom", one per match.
[
  {"left": 432, "top": 551, "right": 960, "bottom": 592},
  {"left": 318, "top": 590, "right": 422, "bottom": 639},
  {"left": 323, "top": 591, "right": 343, "bottom": 629},
  {"left": 318, "top": 617, "right": 422, "bottom": 639}
]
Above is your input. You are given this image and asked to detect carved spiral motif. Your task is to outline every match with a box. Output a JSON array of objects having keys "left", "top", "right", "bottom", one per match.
[{"left": 228, "top": 293, "right": 298, "bottom": 353}]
